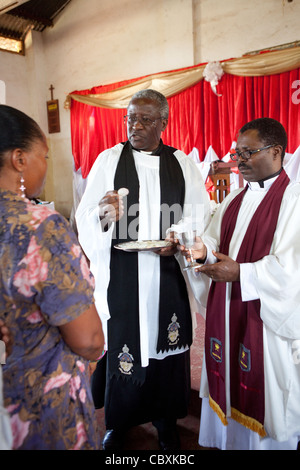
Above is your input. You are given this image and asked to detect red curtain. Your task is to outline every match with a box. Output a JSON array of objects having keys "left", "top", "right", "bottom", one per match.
[{"left": 70, "top": 68, "right": 300, "bottom": 178}]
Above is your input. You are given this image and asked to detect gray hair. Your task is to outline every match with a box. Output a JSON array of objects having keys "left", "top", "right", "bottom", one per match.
[{"left": 129, "top": 89, "right": 169, "bottom": 119}]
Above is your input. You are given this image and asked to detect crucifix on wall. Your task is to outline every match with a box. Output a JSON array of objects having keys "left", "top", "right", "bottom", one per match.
[{"left": 47, "top": 84, "right": 60, "bottom": 133}]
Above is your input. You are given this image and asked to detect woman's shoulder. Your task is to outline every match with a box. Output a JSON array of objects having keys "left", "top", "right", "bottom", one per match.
[
  {"left": 25, "top": 201, "right": 68, "bottom": 229},
  {"left": 23, "top": 202, "right": 79, "bottom": 246}
]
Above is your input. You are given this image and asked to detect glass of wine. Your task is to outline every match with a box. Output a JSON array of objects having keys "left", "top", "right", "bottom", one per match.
[{"left": 177, "top": 224, "right": 202, "bottom": 271}]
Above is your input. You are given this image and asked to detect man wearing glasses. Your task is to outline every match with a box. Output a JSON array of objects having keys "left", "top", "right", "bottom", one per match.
[
  {"left": 76, "top": 89, "right": 210, "bottom": 450},
  {"left": 183, "top": 117, "right": 300, "bottom": 450}
]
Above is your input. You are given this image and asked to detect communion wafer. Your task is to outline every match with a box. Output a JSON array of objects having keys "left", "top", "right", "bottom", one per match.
[{"left": 118, "top": 188, "right": 129, "bottom": 197}]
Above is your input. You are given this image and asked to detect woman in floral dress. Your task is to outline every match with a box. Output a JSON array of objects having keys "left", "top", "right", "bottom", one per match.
[{"left": 0, "top": 104, "right": 104, "bottom": 450}]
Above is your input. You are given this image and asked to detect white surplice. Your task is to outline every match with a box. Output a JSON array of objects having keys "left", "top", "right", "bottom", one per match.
[
  {"left": 187, "top": 176, "right": 300, "bottom": 449},
  {"left": 76, "top": 143, "right": 210, "bottom": 367}
]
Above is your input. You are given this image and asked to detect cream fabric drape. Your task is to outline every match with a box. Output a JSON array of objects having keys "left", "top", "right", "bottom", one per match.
[
  {"left": 66, "top": 46, "right": 300, "bottom": 109},
  {"left": 223, "top": 46, "right": 300, "bottom": 76}
]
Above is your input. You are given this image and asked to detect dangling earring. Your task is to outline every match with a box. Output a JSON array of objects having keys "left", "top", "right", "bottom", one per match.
[{"left": 19, "top": 174, "right": 26, "bottom": 198}]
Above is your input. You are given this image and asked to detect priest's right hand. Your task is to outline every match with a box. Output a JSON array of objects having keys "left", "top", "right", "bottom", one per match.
[
  {"left": 178, "top": 235, "right": 207, "bottom": 263},
  {"left": 98, "top": 190, "right": 124, "bottom": 228}
]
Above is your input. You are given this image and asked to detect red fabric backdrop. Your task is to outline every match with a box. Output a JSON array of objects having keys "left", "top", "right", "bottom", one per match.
[{"left": 70, "top": 68, "right": 300, "bottom": 178}]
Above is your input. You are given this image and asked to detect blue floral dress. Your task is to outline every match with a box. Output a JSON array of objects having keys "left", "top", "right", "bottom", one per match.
[{"left": 0, "top": 189, "right": 100, "bottom": 450}]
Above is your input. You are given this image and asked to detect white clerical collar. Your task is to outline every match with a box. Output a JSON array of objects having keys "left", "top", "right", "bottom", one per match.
[
  {"left": 132, "top": 148, "right": 153, "bottom": 156},
  {"left": 248, "top": 168, "right": 283, "bottom": 191},
  {"left": 248, "top": 174, "right": 280, "bottom": 191}
]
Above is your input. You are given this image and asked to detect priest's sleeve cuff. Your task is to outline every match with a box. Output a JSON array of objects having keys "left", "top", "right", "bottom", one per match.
[{"left": 240, "top": 263, "right": 260, "bottom": 301}]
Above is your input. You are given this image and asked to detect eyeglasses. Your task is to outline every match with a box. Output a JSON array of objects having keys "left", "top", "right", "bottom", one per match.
[
  {"left": 230, "top": 144, "right": 277, "bottom": 161},
  {"left": 124, "top": 114, "right": 162, "bottom": 127}
]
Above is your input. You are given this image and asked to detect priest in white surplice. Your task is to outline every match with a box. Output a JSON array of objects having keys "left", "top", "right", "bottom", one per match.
[
  {"left": 76, "top": 89, "right": 210, "bottom": 450},
  {"left": 182, "top": 118, "right": 300, "bottom": 450}
]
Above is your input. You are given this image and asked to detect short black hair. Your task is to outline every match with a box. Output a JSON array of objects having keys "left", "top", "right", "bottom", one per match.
[
  {"left": 240, "top": 117, "right": 287, "bottom": 160},
  {"left": 0, "top": 104, "right": 44, "bottom": 169}
]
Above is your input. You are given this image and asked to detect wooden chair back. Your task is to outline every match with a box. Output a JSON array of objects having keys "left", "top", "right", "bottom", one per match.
[{"left": 208, "top": 161, "right": 243, "bottom": 203}]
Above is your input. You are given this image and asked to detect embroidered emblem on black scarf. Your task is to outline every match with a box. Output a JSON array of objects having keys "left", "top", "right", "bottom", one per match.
[
  {"left": 118, "top": 344, "right": 134, "bottom": 376},
  {"left": 167, "top": 313, "right": 180, "bottom": 346}
]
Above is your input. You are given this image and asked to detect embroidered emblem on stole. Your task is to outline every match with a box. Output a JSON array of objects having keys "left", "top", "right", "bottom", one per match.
[
  {"left": 118, "top": 344, "right": 134, "bottom": 375},
  {"left": 239, "top": 343, "right": 251, "bottom": 372},
  {"left": 167, "top": 313, "right": 180, "bottom": 345},
  {"left": 210, "top": 337, "right": 222, "bottom": 363}
]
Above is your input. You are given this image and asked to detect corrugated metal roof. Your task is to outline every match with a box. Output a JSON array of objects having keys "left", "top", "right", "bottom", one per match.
[{"left": 0, "top": 0, "right": 72, "bottom": 40}]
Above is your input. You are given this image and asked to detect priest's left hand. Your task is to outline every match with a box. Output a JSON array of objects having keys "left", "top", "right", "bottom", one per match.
[
  {"left": 155, "top": 244, "right": 178, "bottom": 256},
  {"left": 196, "top": 251, "right": 240, "bottom": 282},
  {"left": 156, "top": 232, "right": 179, "bottom": 256}
]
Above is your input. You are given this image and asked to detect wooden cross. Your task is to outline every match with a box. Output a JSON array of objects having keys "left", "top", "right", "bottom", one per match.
[
  {"left": 47, "top": 85, "right": 60, "bottom": 133},
  {"left": 49, "top": 84, "right": 54, "bottom": 100}
]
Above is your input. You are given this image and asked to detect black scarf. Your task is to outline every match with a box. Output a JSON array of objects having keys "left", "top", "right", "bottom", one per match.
[{"left": 107, "top": 140, "right": 192, "bottom": 385}]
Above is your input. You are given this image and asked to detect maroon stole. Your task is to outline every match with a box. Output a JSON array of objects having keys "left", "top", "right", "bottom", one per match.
[{"left": 205, "top": 169, "right": 289, "bottom": 437}]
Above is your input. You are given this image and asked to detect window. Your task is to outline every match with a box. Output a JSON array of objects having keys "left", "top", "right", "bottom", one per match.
[{"left": 0, "top": 35, "right": 24, "bottom": 54}]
